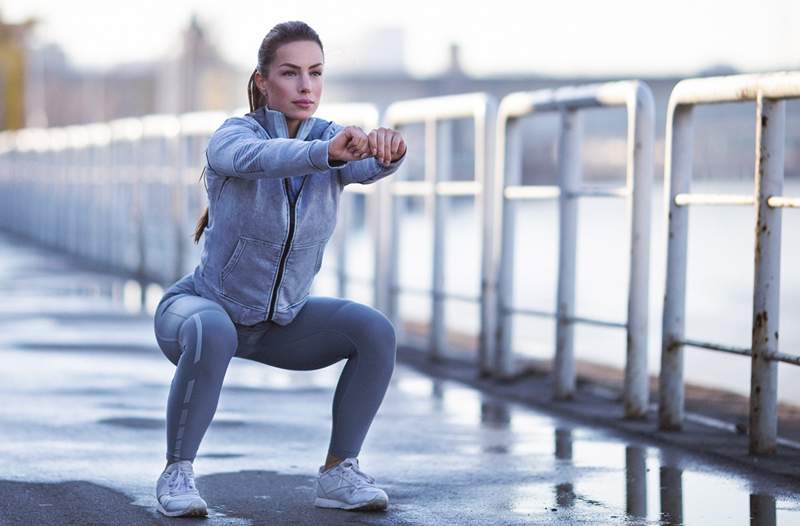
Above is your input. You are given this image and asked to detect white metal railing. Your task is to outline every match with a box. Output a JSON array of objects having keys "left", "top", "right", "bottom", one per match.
[
  {"left": 486, "top": 81, "right": 655, "bottom": 418},
  {"left": 2, "top": 74, "right": 798, "bottom": 454},
  {"left": 381, "top": 93, "right": 497, "bottom": 360},
  {"left": 659, "top": 71, "right": 800, "bottom": 454}
]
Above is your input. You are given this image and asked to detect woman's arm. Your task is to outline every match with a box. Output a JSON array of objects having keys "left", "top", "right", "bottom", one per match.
[
  {"left": 338, "top": 150, "right": 406, "bottom": 186},
  {"left": 205, "top": 116, "right": 345, "bottom": 180}
]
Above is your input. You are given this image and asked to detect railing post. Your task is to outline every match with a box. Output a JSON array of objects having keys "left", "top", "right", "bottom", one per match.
[
  {"left": 430, "top": 119, "right": 452, "bottom": 360},
  {"left": 494, "top": 117, "right": 522, "bottom": 378},
  {"left": 169, "top": 133, "right": 185, "bottom": 283},
  {"left": 659, "top": 104, "right": 694, "bottom": 430},
  {"left": 624, "top": 83, "right": 654, "bottom": 418},
  {"left": 478, "top": 99, "right": 498, "bottom": 376},
  {"left": 554, "top": 108, "right": 582, "bottom": 400},
  {"left": 375, "top": 156, "right": 400, "bottom": 332},
  {"left": 334, "top": 190, "right": 350, "bottom": 299},
  {"left": 749, "top": 95, "right": 785, "bottom": 455}
]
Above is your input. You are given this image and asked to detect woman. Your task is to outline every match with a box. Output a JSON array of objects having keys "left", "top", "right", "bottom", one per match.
[{"left": 152, "top": 20, "right": 406, "bottom": 518}]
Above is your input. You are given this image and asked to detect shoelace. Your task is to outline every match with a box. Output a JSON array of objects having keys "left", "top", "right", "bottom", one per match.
[
  {"left": 167, "top": 465, "right": 198, "bottom": 494},
  {"left": 340, "top": 458, "right": 375, "bottom": 485}
]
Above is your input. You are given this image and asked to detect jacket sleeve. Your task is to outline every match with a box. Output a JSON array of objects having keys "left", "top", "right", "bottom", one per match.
[
  {"left": 205, "top": 116, "right": 347, "bottom": 180},
  {"left": 330, "top": 122, "right": 406, "bottom": 186}
]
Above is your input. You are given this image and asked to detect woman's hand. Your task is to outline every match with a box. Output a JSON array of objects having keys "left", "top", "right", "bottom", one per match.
[
  {"left": 368, "top": 127, "right": 406, "bottom": 166},
  {"left": 328, "top": 126, "right": 371, "bottom": 163}
]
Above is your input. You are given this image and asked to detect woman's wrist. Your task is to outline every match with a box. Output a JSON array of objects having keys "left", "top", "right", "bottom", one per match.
[{"left": 326, "top": 141, "right": 347, "bottom": 167}]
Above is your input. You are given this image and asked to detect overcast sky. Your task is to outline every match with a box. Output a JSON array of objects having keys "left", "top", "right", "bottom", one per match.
[{"left": 4, "top": 0, "right": 799, "bottom": 77}]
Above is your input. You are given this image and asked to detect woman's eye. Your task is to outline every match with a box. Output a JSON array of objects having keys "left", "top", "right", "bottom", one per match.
[
  {"left": 282, "top": 71, "right": 296, "bottom": 76},
  {"left": 312, "top": 71, "right": 322, "bottom": 77}
]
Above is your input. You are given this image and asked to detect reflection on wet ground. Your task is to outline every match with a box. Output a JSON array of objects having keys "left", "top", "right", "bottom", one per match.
[{"left": 1, "top": 232, "right": 800, "bottom": 524}]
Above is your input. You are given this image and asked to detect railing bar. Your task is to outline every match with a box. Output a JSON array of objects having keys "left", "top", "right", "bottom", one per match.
[
  {"left": 503, "top": 305, "right": 626, "bottom": 329},
  {"left": 766, "top": 351, "right": 800, "bottom": 366},
  {"left": 568, "top": 187, "right": 629, "bottom": 198},
  {"left": 436, "top": 181, "right": 481, "bottom": 196},
  {"left": 504, "top": 185, "right": 561, "bottom": 200},
  {"left": 502, "top": 306, "right": 555, "bottom": 318},
  {"left": 567, "top": 315, "right": 628, "bottom": 329},
  {"left": 674, "top": 193, "right": 755, "bottom": 206},
  {"left": 767, "top": 196, "right": 800, "bottom": 209},
  {"left": 390, "top": 181, "right": 482, "bottom": 194},
  {"left": 680, "top": 338, "right": 752, "bottom": 356}
]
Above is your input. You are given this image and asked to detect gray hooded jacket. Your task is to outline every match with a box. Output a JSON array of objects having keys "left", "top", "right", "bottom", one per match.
[{"left": 191, "top": 106, "right": 405, "bottom": 326}]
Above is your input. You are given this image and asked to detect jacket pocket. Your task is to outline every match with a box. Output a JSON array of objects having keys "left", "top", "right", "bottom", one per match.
[{"left": 220, "top": 236, "right": 284, "bottom": 310}]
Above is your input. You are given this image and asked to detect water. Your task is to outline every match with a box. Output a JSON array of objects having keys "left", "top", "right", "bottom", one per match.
[{"left": 316, "top": 179, "right": 800, "bottom": 405}]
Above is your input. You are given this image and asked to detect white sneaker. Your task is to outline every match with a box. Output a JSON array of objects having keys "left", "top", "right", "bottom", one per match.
[
  {"left": 314, "top": 457, "right": 389, "bottom": 511},
  {"left": 155, "top": 460, "right": 209, "bottom": 517}
]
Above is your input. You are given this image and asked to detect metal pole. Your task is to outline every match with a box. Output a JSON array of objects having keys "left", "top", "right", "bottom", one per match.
[
  {"left": 478, "top": 99, "right": 498, "bottom": 376},
  {"left": 431, "top": 119, "right": 451, "bottom": 360},
  {"left": 375, "top": 153, "right": 400, "bottom": 334},
  {"left": 171, "top": 134, "right": 185, "bottom": 283},
  {"left": 749, "top": 95, "right": 785, "bottom": 455},
  {"left": 659, "top": 104, "right": 694, "bottom": 430},
  {"left": 554, "top": 109, "right": 581, "bottom": 400},
  {"left": 494, "top": 118, "right": 522, "bottom": 378},
  {"left": 624, "top": 83, "right": 654, "bottom": 418},
  {"left": 334, "top": 190, "right": 350, "bottom": 299}
]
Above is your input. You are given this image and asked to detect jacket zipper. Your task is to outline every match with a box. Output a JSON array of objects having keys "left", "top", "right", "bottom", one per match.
[{"left": 267, "top": 178, "right": 298, "bottom": 321}]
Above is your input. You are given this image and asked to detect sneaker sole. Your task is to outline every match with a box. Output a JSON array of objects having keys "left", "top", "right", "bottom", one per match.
[
  {"left": 314, "top": 496, "right": 388, "bottom": 511},
  {"left": 157, "top": 502, "right": 209, "bottom": 517}
]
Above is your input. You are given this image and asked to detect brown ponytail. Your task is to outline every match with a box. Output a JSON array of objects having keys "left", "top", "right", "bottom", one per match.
[
  {"left": 192, "top": 167, "right": 209, "bottom": 244},
  {"left": 192, "top": 21, "right": 324, "bottom": 245}
]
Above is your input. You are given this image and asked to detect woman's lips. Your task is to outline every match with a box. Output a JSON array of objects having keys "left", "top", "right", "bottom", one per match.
[{"left": 293, "top": 101, "right": 313, "bottom": 108}]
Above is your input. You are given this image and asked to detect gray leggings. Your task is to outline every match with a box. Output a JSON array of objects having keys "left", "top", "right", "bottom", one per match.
[{"left": 153, "top": 281, "right": 396, "bottom": 463}]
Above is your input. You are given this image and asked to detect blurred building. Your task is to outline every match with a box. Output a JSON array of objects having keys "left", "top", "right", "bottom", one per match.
[
  {"left": 154, "top": 14, "right": 243, "bottom": 115},
  {"left": 18, "top": 17, "right": 799, "bottom": 179},
  {"left": 25, "top": 13, "right": 242, "bottom": 127}
]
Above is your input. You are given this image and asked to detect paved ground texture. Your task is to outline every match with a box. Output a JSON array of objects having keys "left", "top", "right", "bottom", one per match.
[{"left": 1, "top": 231, "right": 799, "bottom": 525}]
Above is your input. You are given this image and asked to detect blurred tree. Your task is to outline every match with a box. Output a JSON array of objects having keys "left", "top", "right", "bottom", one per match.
[{"left": 0, "top": 12, "right": 35, "bottom": 130}]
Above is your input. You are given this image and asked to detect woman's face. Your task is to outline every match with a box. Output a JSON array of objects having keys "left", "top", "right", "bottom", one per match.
[{"left": 256, "top": 40, "right": 324, "bottom": 126}]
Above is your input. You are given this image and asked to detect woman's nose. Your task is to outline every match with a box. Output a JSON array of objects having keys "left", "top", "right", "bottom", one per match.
[{"left": 299, "top": 74, "right": 312, "bottom": 92}]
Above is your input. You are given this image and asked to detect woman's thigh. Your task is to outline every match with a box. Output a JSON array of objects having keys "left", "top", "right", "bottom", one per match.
[
  {"left": 236, "top": 296, "right": 393, "bottom": 371},
  {"left": 153, "top": 293, "right": 231, "bottom": 364}
]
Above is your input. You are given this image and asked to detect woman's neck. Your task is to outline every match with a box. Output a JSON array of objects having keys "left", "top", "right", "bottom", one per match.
[
  {"left": 265, "top": 106, "right": 301, "bottom": 138},
  {"left": 286, "top": 118, "right": 300, "bottom": 138}
]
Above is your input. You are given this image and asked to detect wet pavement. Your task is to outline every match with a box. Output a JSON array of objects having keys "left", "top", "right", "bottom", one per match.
[{"left": 1, "top": 230, "right": 800, "bottom": 525}]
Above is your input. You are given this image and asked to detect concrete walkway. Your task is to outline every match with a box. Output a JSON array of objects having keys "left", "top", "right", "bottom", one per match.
[{"left": 1, "top": 230, "right": 799, "bottom": 525}]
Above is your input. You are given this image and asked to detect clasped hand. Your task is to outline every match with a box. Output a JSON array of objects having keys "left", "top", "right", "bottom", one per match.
[{"left": 328, "top": 126, "right": 406, "bottom": 166}]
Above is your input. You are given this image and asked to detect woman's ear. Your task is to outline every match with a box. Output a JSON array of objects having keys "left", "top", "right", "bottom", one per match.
[{"left": 254, "top": 71, "right": 268, "bottom": 97}]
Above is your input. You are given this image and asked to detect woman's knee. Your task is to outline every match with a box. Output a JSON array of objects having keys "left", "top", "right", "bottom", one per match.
[
  {"left": 154, "top": 295, "right": 237, "bottom": 365},
  {"left": 336, "top": 302, "right": 397, "bottom": 361},
  {"left": 177, "top": 309, "right": 238, "bottom": 364}
]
